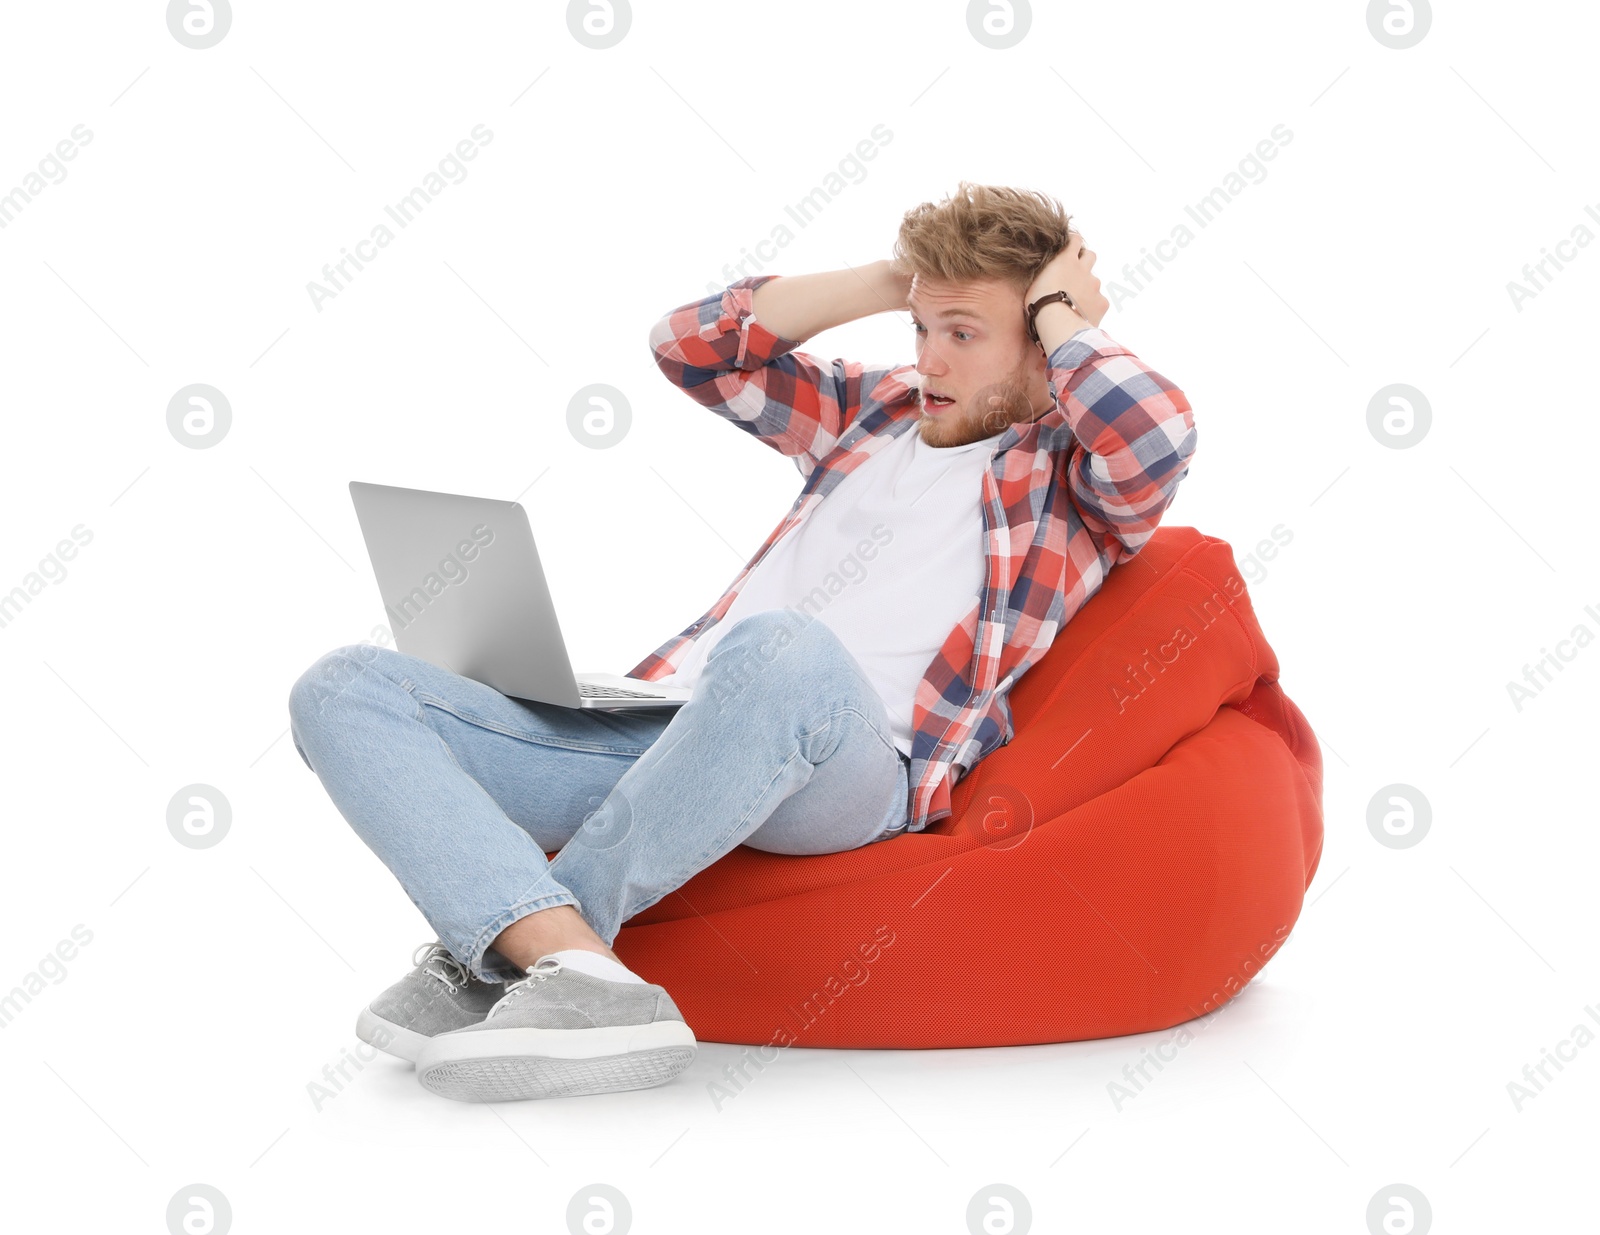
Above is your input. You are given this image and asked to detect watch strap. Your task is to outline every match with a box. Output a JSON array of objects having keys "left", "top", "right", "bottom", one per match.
[{"left": 1026, "top": 289, "right": 1079, "bottom": 344}]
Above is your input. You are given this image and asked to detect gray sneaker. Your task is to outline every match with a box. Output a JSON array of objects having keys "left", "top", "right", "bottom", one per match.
[
  {"left": 414, "top": 955, "right": 697, "bottom": 1102},
  {"left": 356, "top": 941, "right": 504, "bottom": 1064}
]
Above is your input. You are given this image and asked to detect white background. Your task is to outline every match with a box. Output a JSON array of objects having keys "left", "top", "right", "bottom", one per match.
[{"left": 1, "top": 1, "right": 1595, "bottom": 1232}]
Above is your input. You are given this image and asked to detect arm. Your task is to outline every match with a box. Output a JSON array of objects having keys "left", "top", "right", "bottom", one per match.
[
  {"left": 648, "top": 262, "right": 913, "bottom": 472},
  {"left": 1028, "top": 239, "right": 1196, "bottom": 561},
  {"left": 749, "top": 260, "right": 909, "bottom": 340},
  {"left": 1046, "top": 329, "right": 1197, "bottom": 561}
]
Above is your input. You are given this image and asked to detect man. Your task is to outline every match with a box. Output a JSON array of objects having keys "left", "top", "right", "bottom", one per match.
[{"left": 287, "top": 182, "right": 1197, "bottom": 1104}]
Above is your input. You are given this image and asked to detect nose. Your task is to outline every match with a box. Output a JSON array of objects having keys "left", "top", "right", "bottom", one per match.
[{"left": 914, "top": 337, "right": 946, "bottom": 377}]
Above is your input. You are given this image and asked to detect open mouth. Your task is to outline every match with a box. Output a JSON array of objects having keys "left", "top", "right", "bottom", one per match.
[{"left": 923, "top": 391, "right": 956, "bottom": 411}]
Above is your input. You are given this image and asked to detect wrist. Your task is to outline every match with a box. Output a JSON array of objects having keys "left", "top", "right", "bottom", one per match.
[
  {"left": 875, "top": 258, "right": 912, "bottom": 311},
  {"left": 1034, "top": 298, "right": 1091, "bottom": 328},
  {"left": 1032, "top": 298, "right": 1093, "bottom": 352}
]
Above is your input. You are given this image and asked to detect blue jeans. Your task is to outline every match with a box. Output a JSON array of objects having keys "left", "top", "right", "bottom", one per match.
[{"left": 287, "top": 608, "right": 911, "bottom": 983}]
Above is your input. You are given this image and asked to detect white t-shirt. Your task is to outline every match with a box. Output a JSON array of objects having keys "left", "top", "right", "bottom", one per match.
[{"left": 659, "top": 422, "right": 1003, "bottom": 757}]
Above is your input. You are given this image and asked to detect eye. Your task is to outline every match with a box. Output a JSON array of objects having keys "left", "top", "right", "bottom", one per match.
[{"left": 910, "top": 320, "right": 972, "bottom": 342}]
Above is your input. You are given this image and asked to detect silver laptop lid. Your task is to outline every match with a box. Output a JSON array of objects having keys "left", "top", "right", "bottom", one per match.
[{"left": 348, "top": 480, "right": 585, "bottom": 706}]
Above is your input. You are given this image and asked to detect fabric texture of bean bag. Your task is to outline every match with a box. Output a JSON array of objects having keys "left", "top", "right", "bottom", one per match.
[{"left": 605, "top": 525, "right": 1324, "bottom": 1049}]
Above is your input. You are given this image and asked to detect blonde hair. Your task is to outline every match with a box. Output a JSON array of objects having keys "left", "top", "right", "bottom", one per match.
[{"left": 893, "top": 182, "right": 1073, "bottom": 295}]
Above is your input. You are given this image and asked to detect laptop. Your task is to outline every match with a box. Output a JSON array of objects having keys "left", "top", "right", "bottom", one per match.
[{"left": 348, "top": 480, "right": 693, "bottom": 710}]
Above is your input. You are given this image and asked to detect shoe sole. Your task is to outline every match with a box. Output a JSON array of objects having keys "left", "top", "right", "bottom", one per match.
[
  {"left": 356, "top": 1006, "right": 432, "bottom": 1064},
  {"left": 415, "top": 1022, "right": 697, "bottom": 1102}
]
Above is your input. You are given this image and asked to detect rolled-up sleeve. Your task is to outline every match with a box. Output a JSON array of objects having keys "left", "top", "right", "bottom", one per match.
[
  {"left": 649, "top": 275, "right": 888, "bottom": 472},
  {"left": 1045, "top": 327, "right": 1197, "bottom": 561}
]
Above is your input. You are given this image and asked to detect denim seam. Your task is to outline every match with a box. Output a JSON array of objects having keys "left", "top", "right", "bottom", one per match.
[
  {"left": 827, "top": 704, "right": 908, "bottom": 834},
  {"left": 627, "top": 704, "right": 896, "bottom": 920},
  {"left": 640, "top": 743, "right": 810, "bottom": 918},
  {"left": 410, "top": 689, "right": 653, "bottom": 758},
  {"left": 466, "top": 888, "right": 580, "bottom": 980},
  {"left": 396, "top": 674, "right": 625, "bottom": 961},
  {"left": 819, "top": 704, "right": 902, "bottom": 765},
  {"left": 805, "top": 703, "right": 904, "bottom": 814}
]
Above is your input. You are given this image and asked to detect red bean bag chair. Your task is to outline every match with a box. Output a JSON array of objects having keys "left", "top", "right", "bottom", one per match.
[{"left": 608, "top": 525, "right": 1324, "bottom": 1048}]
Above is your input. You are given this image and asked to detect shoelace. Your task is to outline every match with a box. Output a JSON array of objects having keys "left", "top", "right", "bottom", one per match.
[
  {"left": 413, "top": 941, "right": 473, "bottom": 994},
  {"left": 485, "top": 956, "right": 564, "bottom": 1020}
]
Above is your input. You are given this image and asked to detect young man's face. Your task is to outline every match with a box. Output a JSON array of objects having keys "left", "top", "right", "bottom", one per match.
[{"left": 908, "top": 274, "right": 1054, "bottom": 449}]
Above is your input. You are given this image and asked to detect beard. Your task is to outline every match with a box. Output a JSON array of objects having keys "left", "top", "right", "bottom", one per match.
[
  {"left": 921, "top": 355, "right": 1047, "bottom": 448},
  {"left": 973, "top": 370, "right": 1037, "bottom": 436}
]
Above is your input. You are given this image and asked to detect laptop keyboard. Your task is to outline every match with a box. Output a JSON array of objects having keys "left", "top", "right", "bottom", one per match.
[{"left": 579, "top": 682, "right": 666, "bottom": 699}]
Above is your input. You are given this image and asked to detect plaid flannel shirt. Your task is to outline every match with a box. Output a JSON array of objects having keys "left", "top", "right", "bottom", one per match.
[{"left": 624, "top": 275, "right": 1197, "bottom": 833}]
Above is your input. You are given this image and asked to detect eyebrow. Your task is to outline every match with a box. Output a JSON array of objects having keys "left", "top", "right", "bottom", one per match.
[{"left": 908, "top": 302, "right": 985, "bottom": 321}]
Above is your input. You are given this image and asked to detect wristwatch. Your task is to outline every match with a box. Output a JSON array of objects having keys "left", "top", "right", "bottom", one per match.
[{"left": 1026, "top": 289, "right": 1079, "bottom": 345}]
